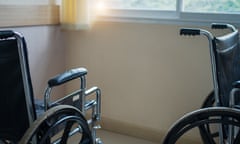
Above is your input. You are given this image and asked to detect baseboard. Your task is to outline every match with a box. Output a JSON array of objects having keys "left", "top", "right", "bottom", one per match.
[{"left": 100, "top": 116, "right": 201, "bottom": 143}]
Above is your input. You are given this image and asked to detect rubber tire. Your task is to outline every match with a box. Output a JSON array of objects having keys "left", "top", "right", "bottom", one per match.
[
  {"left": 19, "top": 105, "right": 93, "bottom": 144},
  {"left": 163, "top": 107, "right": 240, "bottom": 144}
]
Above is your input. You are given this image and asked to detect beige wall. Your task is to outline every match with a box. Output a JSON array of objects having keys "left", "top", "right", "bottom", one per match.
[{"left": 63, "top": 21, "right": 214, "bottom": 142}]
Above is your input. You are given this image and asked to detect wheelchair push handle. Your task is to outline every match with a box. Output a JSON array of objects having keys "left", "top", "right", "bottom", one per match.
[
  {"left": 212, "top": 23, "right": 237, "bottom": 32},
  {"left": 48, "top": 68, "right": 88, "bottom": 87},
  {"left": 180, "top": 28, "right": 201, "bottom": 36},
  {"left": 211, "top": 23, "right": 228, "bottom": 29},
  {"left": 0, "top": 30, "right": 15, "bottom": 39},
  {"left": 180, "top": 28, "right": 214, "bottom": 40}
]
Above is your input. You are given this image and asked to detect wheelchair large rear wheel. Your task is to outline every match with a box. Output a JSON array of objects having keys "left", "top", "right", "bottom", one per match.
[
  {"left": 19, "top": 105, "right": 93, "bottom": 144},
  {"left": 200, "top": 91, "right": 231, "bottom": 143},
  {"left": 163, "top": 107, "right": 240, "bottom": 144},
  {"left": 200, "top": 91, "right": 220, "bottom": 143}
]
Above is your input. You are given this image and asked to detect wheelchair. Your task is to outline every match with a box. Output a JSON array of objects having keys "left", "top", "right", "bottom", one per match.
[
  {"left": 0, "top": 30, "right": 102, "bottom": 144},
  {"left": 163, "top": 23, "right": 240, "bottom": 143}
]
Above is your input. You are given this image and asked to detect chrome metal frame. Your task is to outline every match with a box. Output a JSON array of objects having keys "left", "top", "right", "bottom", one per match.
[
  {"left": 14, "top": 32, "right": 36, "bottom": 127},
  {"left": 44, "top": 74, "right": 102, "bottom": 144},
  {"left": 199, "top": 30, "right": 226, "bottom": 144},
  {"left": 199, "top": 30, "right": 220, "bottom": 107}
]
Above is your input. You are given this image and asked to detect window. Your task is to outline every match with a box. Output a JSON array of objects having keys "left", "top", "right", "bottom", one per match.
[
  {"left": 183, "top": 0, "right": 240, "bottom": 13},
  {"left": 98, "top": 0, "right": 240, "bottom": 25},
  {"left": 103, "top": 0, "right": 176, "bottom": 10}
]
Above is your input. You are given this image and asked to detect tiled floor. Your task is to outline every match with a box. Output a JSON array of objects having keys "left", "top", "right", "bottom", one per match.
[{"left": 97, "top": 130, "right": 158, "bottom": 144}]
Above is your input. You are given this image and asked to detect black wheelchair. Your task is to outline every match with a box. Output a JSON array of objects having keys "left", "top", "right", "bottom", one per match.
[
  {"left": 163, "top": 23, "right": 240, "bottom": 143},
  {"left": 0, "top": 30, "right": 102, "bottom": 144}
]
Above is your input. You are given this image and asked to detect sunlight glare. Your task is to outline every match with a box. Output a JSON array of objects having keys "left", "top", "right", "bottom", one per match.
[{"left": 96, "top": 0, "right": 107, "bottom": 15}]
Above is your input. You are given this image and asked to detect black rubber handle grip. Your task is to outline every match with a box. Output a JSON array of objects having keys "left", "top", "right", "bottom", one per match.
[
  {"left": 0, "top": 30, "right": 14, "bottom": 39},
  {"left": 180, "top": 28, "right": 201, "bottom": 36},
  {"left": 48, "top": 68, "right": 88, "bottom": 87},
  {"left": 233, "top": 81, "right": 240, "bottom": 89},
  {"left": 211, "top": 23, "right": 228, "bottom": 29}
]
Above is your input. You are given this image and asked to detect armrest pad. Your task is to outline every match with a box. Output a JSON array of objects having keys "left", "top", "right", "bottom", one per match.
[
  {"left": 233, "top": 81, "right": 240, "bottom": 89},
  {"left": 48, "top": 68, "right": 88, "bottom": 87},
  {"left": 0, "top": 30, "right": 14, "bottom": 39}
]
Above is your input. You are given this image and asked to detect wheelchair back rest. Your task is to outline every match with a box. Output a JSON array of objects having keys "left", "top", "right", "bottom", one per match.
[
  {"left": 214, "top": 30, "right": 240, "bottom": 106},
  {"left": 0, "top": 32, "right": 36, "bottom": 142}
]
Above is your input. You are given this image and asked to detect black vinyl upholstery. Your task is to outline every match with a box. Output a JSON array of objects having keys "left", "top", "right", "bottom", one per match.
[
  {"left": 214, "top": 31, "right": 240, "bottom": 106},
  {"left": 0, "top": 38, "right": 35, "bottom": 141}
]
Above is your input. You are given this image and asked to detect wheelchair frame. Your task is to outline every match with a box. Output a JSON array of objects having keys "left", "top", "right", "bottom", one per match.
[
  {"left": 0, "top": 30, "right": 102, "bottom": 144},
  {"left": 44, "top": 68, "right": 102, "bottom": 143},
  {"left": 163, "top": 23, "right": 240, "bottom": 143}
]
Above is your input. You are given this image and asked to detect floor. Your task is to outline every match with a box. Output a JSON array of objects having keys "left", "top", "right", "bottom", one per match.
[
  {"left": 67, "top": 129, "right": 159, "bottom": 144},
  {"left": 97, "top": 130, "right": 158, "bottom": 144}
]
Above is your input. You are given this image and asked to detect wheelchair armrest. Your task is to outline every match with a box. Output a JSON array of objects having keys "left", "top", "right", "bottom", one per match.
[
  {"left": 48, "top": 68, "right": 88, "bottom": 87},
  {"left": 233, "top": 81, "right": 240, "bottom": 89}
]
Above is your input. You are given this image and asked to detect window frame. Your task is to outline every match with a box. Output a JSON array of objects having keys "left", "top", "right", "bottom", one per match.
[{"left": 97, "top": 0, "right": 240, "bottom": 26}]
